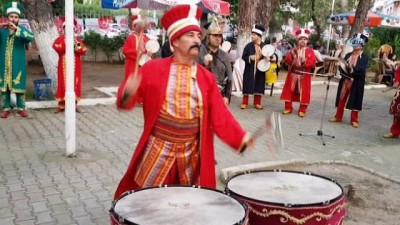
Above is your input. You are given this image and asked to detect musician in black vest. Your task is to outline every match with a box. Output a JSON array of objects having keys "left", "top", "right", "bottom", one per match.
[
  {"left": 329, "top": 33, "right": 369, "bottom": 128},
  {"left": 241, "top": 24, "right": 266, "bottom": 110}
]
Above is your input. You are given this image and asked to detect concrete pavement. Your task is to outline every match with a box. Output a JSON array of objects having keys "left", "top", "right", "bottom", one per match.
[{"left": 0, "top": 80, "right": 399, "bottom": 225}]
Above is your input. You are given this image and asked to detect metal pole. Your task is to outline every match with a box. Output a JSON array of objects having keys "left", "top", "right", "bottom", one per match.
[
  {"left": 326, "top": 0, "right": 336, "bottom": 53},
  {"left": 65, "top": 0, "right": 76, "bottom": 157}
]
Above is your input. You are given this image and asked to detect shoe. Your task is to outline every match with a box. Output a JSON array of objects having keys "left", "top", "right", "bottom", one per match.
[
  {"left": 329, "top": 117, "right": 342, "bottom": 122},
  {"left": 76, "top": 107, "right": 81, "bottom": 113},
  {"left": 383, "top": 133, "right": 398, "bottom": 138},
  {"left": 54, "top": 108, "right": 64, "bottom": 113},
  {"left": 298, "top": 112, "right": 305, "bottom": 117},
  {"left": 240, "top": 104, "right": 248, "bottom": 109},
  {"left": 351, "top": 122, "right": 359, "bottom": 128},
  {"left": 17, "top": 110, "right": 28, "bottom": 118},
  {"left": 254, "top": 104, "right": 263, "bottom": 110},
  {"left": 0, "top": 111, "right": 11, "bottom": 118},
  {"left": 282, "top": 110, "right": 292, "bottom": 115}
]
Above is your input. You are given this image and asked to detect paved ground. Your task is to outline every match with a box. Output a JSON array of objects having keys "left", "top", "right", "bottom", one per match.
[{"left": 0, "top": 73, "right": 399, "bottom": 224}]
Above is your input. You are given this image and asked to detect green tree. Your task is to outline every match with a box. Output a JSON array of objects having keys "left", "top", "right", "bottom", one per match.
[
  {"left": 83, "top": 31, "right": 102, "bottom": 62},
  {"left": 348, "top": 0, "right": 375, "bottom": 38},
  {"left": 99, "top": 36, "right": 121, "bottom": 63}
]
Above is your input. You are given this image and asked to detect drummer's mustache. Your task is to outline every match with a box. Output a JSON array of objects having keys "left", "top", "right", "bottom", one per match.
[{"left": 189, "top": 44, "right": 201, "bottom": 51}]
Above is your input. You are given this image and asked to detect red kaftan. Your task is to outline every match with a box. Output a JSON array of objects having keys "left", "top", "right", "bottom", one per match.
[
  {"left": 114, "top": 57, "right": 250, "bottom": 199},
  {"left": 52, "top": 36, "right": 87, "bottom": 102},
  {"left": 122, "top": 33, "right": 150, "bottom": 80},
  {"left": 280, "top": 47, "right": 316, "bottom": 104}
]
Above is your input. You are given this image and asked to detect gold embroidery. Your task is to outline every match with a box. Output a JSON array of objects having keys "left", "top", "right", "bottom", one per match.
[
  {"left": 22, "top": 30, "right": 33, "bottom": 38},
  {"left": 15, "top": 27, "right": 21, "bottom": 36},
  {"left": 13, "top": 71, "right": 22, "bottom": 85},
  {"left": 250, "top": 203, "right": 346, "bottom": 224},
  {"left": 3, "top": 34, "right": 15, "bottom": 91}
]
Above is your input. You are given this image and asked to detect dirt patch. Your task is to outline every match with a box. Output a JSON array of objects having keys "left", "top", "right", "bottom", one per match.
[
  {"left": 26, "top": 61, "right": 125, "bottom": 100},
  {"left": 273, "top": 163, "right": 400, "bottom": 225}
]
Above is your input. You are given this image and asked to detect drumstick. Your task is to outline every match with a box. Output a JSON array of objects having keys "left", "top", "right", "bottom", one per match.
[
  {"left": 296, "top": 71, "right": 336, "bottom": 77},
  {"left": 251, "top": 113, "right": 284, "bottom": 153}
]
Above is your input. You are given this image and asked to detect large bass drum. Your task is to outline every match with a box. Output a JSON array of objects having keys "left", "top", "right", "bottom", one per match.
[
  {"left": 225, "top": 170, "right": 346, "bottom": 225},
  {"left": 110, "top": 185, "right": 248, "bottom": 225}
]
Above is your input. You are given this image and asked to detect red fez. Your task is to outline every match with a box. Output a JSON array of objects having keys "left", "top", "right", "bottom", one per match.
[
  {"left": 295, "top": 28, "right": 311, "bottom": 39},
  {"left": 132, "top": 15, "right": 145, "bottom": 26},
  {"left": 161, "top": 4, "right": 202, "bottom": 44}
]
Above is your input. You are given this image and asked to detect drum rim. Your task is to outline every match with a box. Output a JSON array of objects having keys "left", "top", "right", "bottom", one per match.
[
  {"left": 110, "top": 185, "right": 248, "bottom": 225},
  {"left": 225, "top": 170, "right": 345, "bottom": 208}
]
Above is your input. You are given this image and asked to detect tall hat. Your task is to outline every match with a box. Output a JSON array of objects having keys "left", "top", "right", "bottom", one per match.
[
  {"left": 132, "top": 15, "right": 145, "bottom": 26},
  {"left": 295, "top": 28, "right": 311, "bottom": 39},
  {"left": 131, "top": 8, "right": 144, "bottom": 26},
  {"left": 161, "top": 4, "right": 202, "bottom": 44},
  {"left": 206, "top": 15, "right": 224, "bottom": 35},
  {"left": 251, "top": 24, "right": 265, "bottom": 37},
  {"left": 4, "top": 1, "right": 23, "bottom": 16},
  {"left": 346, "top": 33, "right": 369, "bottom": 47},
  {"left": 60, "top": 16, "right": 78, "bottom": 27}
]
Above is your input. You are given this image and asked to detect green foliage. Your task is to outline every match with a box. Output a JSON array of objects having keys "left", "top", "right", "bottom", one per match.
[
  {"left": 370, "top": 27, "right": 400, "bottom": 57},
  {"left": 73, "top": 3, "right": 128, "bottom": 18},
  {"left": 99, "top": 35, "right": 125, "bottom": 63},
  {"left": 83, "top": 31, "right": 102, "bottom": 62},
  {"left": 364, "top": 37, "right": 381, "bottom": 70},
  {"left": 228, "top": 0, "right": 238, "bottom": 28}
]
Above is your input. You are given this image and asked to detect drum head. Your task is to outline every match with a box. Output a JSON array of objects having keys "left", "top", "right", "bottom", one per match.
[
  {"left": 257, "top": 59, "right": 271, "bottom": 72},
  {"left": 221, "top": 41, "right": 232, "bottom": 52},
  {"left": 145, "top": 40, "right": 160, "bottom": 53},
  {"left": 113, "top": 186, "right": 246, "bottom": 225},
  {"left": 226, "top": 170, "right": 343, "bottom": 206},
  {"left": 261, "top": 44, "right": 275, "bottom": 57}
]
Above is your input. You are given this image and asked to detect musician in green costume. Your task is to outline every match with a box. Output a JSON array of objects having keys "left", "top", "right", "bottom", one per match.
[{"left": 0, "top": 2, "right": 34, "bottom": 118}]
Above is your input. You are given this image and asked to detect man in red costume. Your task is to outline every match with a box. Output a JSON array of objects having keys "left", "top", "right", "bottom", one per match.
[
  {"left": 280, "top": 28, "right": 316, "bottom": 117},
  {"left": 122, "top": 15, "right": 150, "bottom": 80},
  {"left": 52, "top": 17, "right": 87, "bottom": 113},
  {"left": 383, "top": 64, "right": 400, "bottom": 138},
  {"left": 114, "top": 4, "right": 254, "bottom": 200}
]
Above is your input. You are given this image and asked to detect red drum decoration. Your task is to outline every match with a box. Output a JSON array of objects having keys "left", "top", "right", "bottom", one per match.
[{"left": 225, "top": 170, "right": 346, "bottom": 225}]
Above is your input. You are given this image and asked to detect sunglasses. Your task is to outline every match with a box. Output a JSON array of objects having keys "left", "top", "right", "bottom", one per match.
[{"left": 210, "top": 34, "right": 223, "bottom": 38}]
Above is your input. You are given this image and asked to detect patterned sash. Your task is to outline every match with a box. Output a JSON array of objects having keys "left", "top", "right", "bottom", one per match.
[{"left": 151, "top": 110, "right": 200, "bottom": 143}]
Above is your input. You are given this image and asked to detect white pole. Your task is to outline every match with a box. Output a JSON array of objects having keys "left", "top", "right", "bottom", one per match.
[
  {"left": 65, "top": 0, "right": 76, "bottom": 157},
  {"left": 326, "top": 0, "right": 336, "bottom": 53}
]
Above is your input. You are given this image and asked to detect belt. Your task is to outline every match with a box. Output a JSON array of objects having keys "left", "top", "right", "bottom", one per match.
[{"left": 151, "top": 112, "right": 200, "bottom": 143}]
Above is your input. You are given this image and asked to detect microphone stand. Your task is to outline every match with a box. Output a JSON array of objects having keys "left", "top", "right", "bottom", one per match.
[{"left": 298, "top": 66, "right": 336, "bottom": 146}]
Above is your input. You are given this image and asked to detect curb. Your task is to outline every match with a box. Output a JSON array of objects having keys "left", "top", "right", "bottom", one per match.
[
  {"left": 219, "top": 159, "right": 400, "bottom": 185},
  {"left": 25, "top": 82, "right": 387, "bottom": 109}
]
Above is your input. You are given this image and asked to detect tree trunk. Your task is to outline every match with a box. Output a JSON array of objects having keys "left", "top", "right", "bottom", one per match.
[
  {"left": 348, "top": 0, "right": 375, "bottom": 38},
  {"left": 21, "top": 0, "right": 59, "bottom": 91},
  {"left": 255, "top": 0, "right": 280, "bottom": 30},
  {"left": 340, "top": 0, "right": 351, "bottom": 40},
  {"left": 311, "top": 0, "right": 322, "bottom": 40},
  {"left": 236, "top": 0, "right": 279, "bottom": 59}
]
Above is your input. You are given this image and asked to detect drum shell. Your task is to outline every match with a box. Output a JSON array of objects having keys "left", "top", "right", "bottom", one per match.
[
  {"left": 110, "top": 185, "right": 249, "bottom": 225},
  {"left": 225, "top": 170, "right": 347, "bottom": 225}
]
